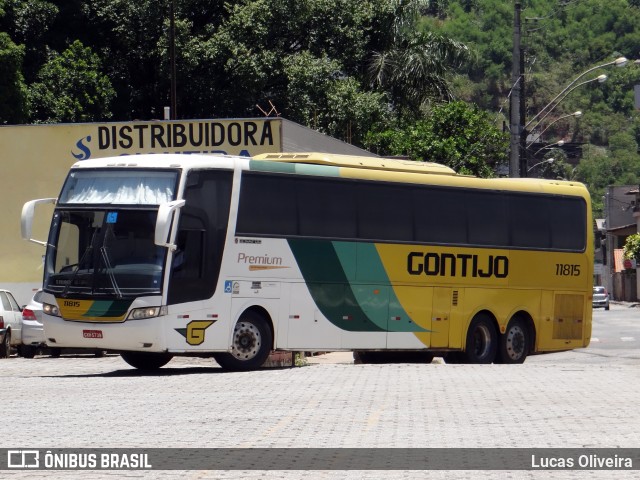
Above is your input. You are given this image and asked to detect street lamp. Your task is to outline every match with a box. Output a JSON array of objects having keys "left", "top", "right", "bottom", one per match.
[
  {"left": 526, "top": 75, "right": 605, "bottom": 132},
  {"left": 532, "top": 140, "right": 564, "bottom": 156},
  {"left": 528, "top": 111, "right": 582, "bottom": 146},
  {"left": 525, "top": 57, "right": 624, "bottom": 128},
  {"left": 527, "top": 158, "right": 555, "bottom": 173},
  {"left": 510, "top": 56, "right": 627, "bottom": 178}
]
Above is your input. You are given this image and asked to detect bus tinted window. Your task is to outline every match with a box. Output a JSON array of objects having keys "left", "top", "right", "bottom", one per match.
[
  {"left": 236, "top": 172, "right": 586, "bottom": 252},
  {"left": 168, "top": 169, "right": 232, "bottom": 304},
  {"left": 237, "top": 175, "right": 297, "bottom": 236},
  {"left": 550, "top": 197, "right": 586, "bottom": 251},
  {"left": 467, "top": 191, "right": 509, "bottom": 246},
  {"left": 298, "top": 178, "right": 357, "bottom": 238},
  {"left": 357, "top": 183, "right": 413, "bottom": 242},
  {"left": 510, "top": 195, "right": 550, "bottom": 249},
  {"left": 413, "top": 188, "right": 467, "bottom": 244}
]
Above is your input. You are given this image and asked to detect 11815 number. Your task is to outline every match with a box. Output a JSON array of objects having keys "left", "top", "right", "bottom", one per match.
[{"left": 555, "top": 264, "right": 580, "bottom": 276}]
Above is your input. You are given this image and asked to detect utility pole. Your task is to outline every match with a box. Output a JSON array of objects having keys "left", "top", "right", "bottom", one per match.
[
  {"left": 519, "top": 44, "right": 527, "bottom": 177},
  {"left": 169, "top": 0, "right": 177, "bottom": 120},
  {"left": 509, "top": 2, "right": 523, "bottom": 177}
]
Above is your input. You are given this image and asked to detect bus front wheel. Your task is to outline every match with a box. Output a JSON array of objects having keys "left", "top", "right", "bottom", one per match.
[
  {"left": 463, "top": 314, "right": 497, "bottom": 364},
  {"left": 214, "top": 311, "right": 273, "bottom": 371},
  {"left": 496, "top": 318, "right": 530, "bottom": 364},
  {"left": 120, "top": 351, "right": 173, "bottom": 371}
]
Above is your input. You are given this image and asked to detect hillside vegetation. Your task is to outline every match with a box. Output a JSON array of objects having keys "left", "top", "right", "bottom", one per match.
[{"left": 2, "top": 0, "right": 640, "bottom": 214}]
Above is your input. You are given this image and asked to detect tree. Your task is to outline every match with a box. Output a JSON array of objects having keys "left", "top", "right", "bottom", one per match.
[
  {"left": 0, "top": 31, "right": 28, "bottom": 123},
  {"left": 28, "top": 40, "right": 115, "bottom": 122},
  {"left": 367, "top": 31, "right": 470, "bottom": 119},
  {"left": 364, "top": 101, "right": 508, "bottom": 177},
  {"left": 623, "top": 233, "right": 640, "bottom": 261}
]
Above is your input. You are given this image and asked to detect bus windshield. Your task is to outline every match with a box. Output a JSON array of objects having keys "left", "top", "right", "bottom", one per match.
[
  {"left": 59, "top": 170, "right": 177, "bottom": 205},
  {"left": 44, "top": 209, "right": 167, "bottom": 297}
]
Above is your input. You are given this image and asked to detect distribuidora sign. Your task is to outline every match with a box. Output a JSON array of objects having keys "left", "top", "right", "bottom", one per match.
[{"left": 71, "top": 119, "right": 279, "bottom": 159}]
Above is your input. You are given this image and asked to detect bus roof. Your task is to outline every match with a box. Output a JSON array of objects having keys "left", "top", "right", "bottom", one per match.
[
  {"left": 252, "top": 152, "right": 457, "bottom": 176},
  {"left": 67, "top": 152, "right": 589, "bottom": 200}
]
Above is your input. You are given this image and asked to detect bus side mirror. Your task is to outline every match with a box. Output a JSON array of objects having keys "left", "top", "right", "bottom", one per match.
[
  {"left": 21, "top": 198, "right": 57, "bottom": 246},
  {"left": 155, "top": 199, "right": 185, "bottom": 250}
]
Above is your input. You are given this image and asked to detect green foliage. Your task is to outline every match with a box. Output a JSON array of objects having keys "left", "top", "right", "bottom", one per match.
[
  {"left": 623, "top": 233, "right": 640, "bottom": 260},
  {"left": 2, "top": 0, "right": 640, "bottom": 194},
  {"left": 28, "top": 40, "right": 115, "bottom": 123},
  {"left": 364, "top": 101, "right": 508, "bottom": 177},
  {"left": 0, "top": 31, "right": 27, "bottom": 123}
]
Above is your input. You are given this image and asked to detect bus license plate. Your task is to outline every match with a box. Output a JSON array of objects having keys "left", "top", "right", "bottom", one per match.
[{"left": 83, "top": 330, "right": 103, "bottom": 339}]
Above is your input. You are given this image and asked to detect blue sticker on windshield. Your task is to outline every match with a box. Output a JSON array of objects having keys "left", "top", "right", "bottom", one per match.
[{"left": 106, "top": 212, "right": 118, "bottom": 224}]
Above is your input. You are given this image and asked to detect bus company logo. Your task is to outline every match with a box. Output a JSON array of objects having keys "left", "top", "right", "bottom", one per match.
[
  {"left": 8, "top": 450, "right": 39, "bottom": 468},
  {"left": 237, "top": 253, "right": 289, "bottom": 271},
  {"left": 407, "top": 252, "right": 509, "bottom": 278},
  {"left": 175, "top": 320, "right": 215, "bottom": 346}
]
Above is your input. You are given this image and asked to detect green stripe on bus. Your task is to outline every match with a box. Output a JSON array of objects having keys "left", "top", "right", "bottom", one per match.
[
  {"left": 249, "top": 159, "right": 296, "bottom": 174},
  {"left": 288, "top": 239, "right": 426, "bottom": 333},
  {"left": 84, "top": 299, "right": 132, "bottom": 319},
  {"left": 249, "top": 160, "right": 340, "bottom": 177},
  {"left": 334, "top": 242, "right": 427, "bottom": 333}
]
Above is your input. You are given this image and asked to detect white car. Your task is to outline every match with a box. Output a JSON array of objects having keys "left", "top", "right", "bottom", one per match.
[
  {"left": 20, "top": 289, "right": 46, "bottom": 358},
  {"left": 592, "top": 286, "right": 610, "bottom": 310},
  {"left": 0, "top": 289, "right": 23, "bottom": 358},
  {"left": 19, "top": 289, "right": 105, "bottom": 358}
]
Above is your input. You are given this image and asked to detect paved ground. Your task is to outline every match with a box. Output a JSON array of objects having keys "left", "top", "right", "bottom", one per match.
[{"left": 1, "top": 343, "right": 638, "bottom": 480}]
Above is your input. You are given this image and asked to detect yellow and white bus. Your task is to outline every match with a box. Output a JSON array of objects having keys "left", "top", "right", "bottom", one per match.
[{"left": 21, "top": 152, "right": 592, "bottom": 370}]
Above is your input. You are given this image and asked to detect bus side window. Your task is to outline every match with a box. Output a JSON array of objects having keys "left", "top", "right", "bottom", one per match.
[{"left": 167, "top": 169, "right": 232, "bottom": 305}]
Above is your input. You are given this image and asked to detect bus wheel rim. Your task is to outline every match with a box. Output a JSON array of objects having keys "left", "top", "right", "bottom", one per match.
[
  {"left": 473, "top": 325, "right": 491, "bottom": 358},
  {"left": 231, "top": 321, "right": 261, "bottom": 360},
  {"left": 505, "top": 325, "right": 525, "bottom": 360}
]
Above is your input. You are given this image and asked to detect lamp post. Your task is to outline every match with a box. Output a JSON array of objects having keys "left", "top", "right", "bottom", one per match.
[
  {"left": 510, "top": 56, "right": 627, "bottom": 178},
  {"left": 531, "top": 139, "right": 564, "bottom": 156},
  {"left": 528, "top": 111, "right": 582, "bottom": 146},
  {"left": 525, "top": 58, "right": 624, "bottom": 129},
  {"left": 526, "top": 75, "right": 605, "bottom": 133},
  {"left": 527, "top": 158, "right": 555, "bottom": 173}
]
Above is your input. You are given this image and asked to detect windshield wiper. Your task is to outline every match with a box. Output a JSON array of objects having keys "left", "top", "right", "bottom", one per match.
[
  {"left": 100, "top": 246, "right": 123, "bottom": 298},
  {"left": 62, "top": 230, "right": 97, "bottom": 297}
]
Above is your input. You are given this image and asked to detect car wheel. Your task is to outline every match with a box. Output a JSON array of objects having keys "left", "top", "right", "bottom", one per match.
[
  {"left": 20, "top": 345, "right": 37, "bottom": 359},
  {"left": 0, "top": 331, "right": 11, "bottom": 358}
]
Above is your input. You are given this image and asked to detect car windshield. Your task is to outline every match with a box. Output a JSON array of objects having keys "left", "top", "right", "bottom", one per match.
[
  {"left": 593, "top": 287, "right": 605, "bottom": 294},
  {"left": 44, "top": 209, "right": 167, "bottom": 297}
]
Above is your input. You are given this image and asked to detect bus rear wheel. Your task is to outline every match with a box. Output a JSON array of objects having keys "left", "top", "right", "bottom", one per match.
[
  {"left": 120, "top": 351, "right": 173, "bottom": 371},
  {"left": 214, "top": 311, "right": 272, "bottom": 371},
  {"left": 496, "top": 318, "right": 530, "bottom": 364},
  {"left": 463, "top": 314, "right": 497, "bottom": 364}
]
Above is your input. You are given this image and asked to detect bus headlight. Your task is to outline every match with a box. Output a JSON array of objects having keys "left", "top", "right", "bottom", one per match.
[
  {"left": 43, "top": 302, "right": 61, "bottom": 317},
  {"left": 127, "top": 306, "right": 167, "bottom": 320}
]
